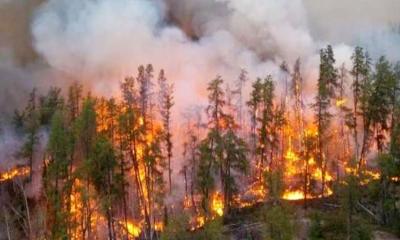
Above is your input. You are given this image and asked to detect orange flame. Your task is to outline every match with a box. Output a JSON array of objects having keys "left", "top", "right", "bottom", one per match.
[
  {"left": 211, "top": 192, "right": 224, "bottom": 217},
  {"left": 122, "top": 220, "right": 142, "bottom": 238},
  {"left": 0, "top": 166, "right": 30, "bottom": 182},
  {"left": 190, "top": 215, "right": 205, "bottom": 231}
]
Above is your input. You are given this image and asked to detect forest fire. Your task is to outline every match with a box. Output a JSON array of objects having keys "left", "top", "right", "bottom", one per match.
[
  {"left": 211, "top": 192, "right": 224, "bottom": 217},
  {"left": 123, "top": 220, "right": 142, "bottom": 238},
  {"left": 0, "top": 166, "right": 30, "bottom": 182},
  {"left": 335, "top": 98, "right": 347, "bottom": 107},
  {"left": 190, "top": 215, "right": 205, "bottom": 231},
  {"left": 282, "top": 190, "right": 305, "bottom": 201},
  {"left": 1, "top": 1, "right": 399, "bottom": 238}
]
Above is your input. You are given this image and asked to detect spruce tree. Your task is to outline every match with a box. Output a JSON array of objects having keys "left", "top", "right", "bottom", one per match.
[
  {"left": 369, "top": 56, "right": 396, "bottom": 152},
  {"left": 88, "top": 136, "right": 122, "bottom": 240},
  {"left": 198, "top": 76, "right": 248, "bottom": 214},
  {"left": 20, "top": 89, "right": 40, "bottom": 182},
  {"left": 313, "top": 45, "right": 338, "bottom": 196},
  {"left": 45, "top": 110, "right": 72, "bottom": 239},
  {"left": 350, "top": 46, "right": 368, "bottom": 162},
  {"left": 247, "top": 78, "right": 263, "bottom": 174},
  {"left": 75, "top": 96, "right": 97, "bottom": 239}
]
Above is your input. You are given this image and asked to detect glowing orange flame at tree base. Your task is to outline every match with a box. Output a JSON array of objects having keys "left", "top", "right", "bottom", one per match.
[{"left": 0, "top": 166, "right": 30, "bottom": 182}]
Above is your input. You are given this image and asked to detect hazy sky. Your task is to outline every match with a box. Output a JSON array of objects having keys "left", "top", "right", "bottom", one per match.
[
  {"left": 0, "top": 0, "right": 399, "bottom": 114},
  {"left": 304, "top": 0, "right": 400, "bottom": 43},
  {"left": 0, "top": 0, "right": 399, "bottom": 177}
]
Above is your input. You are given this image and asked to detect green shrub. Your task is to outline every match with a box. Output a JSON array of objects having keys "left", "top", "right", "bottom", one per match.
[
  {"left": 161, "top": 213, "right": 191, "bottom": 240},
  {"left": 261, "top": 205, "right": 295, "bottom": 240},
  {"left": 309, "top": 211, "right": 372, "bottom": 240},
  {"left": 193, "top": 218, "right": 226, "bottom": 240}
]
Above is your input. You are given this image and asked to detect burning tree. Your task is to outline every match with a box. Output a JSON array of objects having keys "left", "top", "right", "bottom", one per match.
[
  {"left": 312, "top": 45, "right": 338, "bottom": 197},
  {"left": 197, "top": 76, "right": 248, "bottom": 216},
  {"left": 119, "top": 65, "right": 167, "bottom": 239},
  {"left": 2, "top": 46, "right": 400, "bottom": 239}
]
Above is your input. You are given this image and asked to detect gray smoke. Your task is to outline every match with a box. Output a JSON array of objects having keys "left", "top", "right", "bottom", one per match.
[{"left": 0, "top": 0, "right": 399, "bottom": 175}]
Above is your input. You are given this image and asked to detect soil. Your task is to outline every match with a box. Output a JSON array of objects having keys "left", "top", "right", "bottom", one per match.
[{"left": 373, "top": 231, "right": 400, "bottom": 240}]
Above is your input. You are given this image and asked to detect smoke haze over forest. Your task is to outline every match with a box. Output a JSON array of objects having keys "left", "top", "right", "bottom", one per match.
[
  {"left": 1, "top": 0, "right": 399, "bottom": 177},
  {"left": 1, "top": 2, "right": 400, "bottom": 239},
  {"left": 0, "top": 0, "right": 399, "bottom": 115}
]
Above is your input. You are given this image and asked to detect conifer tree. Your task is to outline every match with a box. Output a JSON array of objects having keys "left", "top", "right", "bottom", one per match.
[
  {"left": 234, "top": 69, "right": 248, "bottom": 131},
  {"left": 88, "top": 136, "right": 122, "bottom": 240},
  {"left": 336, "top": 63, "right": 351, "bottom": 180},
  {"left": 197, "top": 76, "right": 225, "bottom": 214},
  {"left": 353, "top": 50, "right": 373, "bottom": 170},
  {"left": 313, "top": 45, "right": 338, "bottom": 196},
  {"left": 247, "top": 78, "right": 263, "bottom": 173},
  {"left": 45, "top": 110, "right": 72, "bottom": 239},
  {"left": 197, "top": 76, "right": 248, "bottom": 214},
  {"left": 369, "top": 56, "right": 396, "bottom": 152},
  {"left": 158, "top": 69, "right": 174, "bottom": 193},
  {"left": 75, "top": 96, "right": 97, "bottom": 239},
  {"left": 350, "top": 47, "right": 368, "bottom": 162},
  {"left": 258, "top": 76, "right": 275, "bottom": 179},
  {"left": 39, "top": 87, "right": 64, "bottom": 125},
  {"left": 20, "top": 89, "right": 40, "bottom": 182},
  {"left": 182, "top": 108, "right": 203, "bottom": 212}
]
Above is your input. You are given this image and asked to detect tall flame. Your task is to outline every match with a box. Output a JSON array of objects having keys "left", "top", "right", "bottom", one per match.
[{"left": 211, "top": 192, "right": 224, "bottom": 217}]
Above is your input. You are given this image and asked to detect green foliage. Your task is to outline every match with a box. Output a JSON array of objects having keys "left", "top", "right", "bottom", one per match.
[
  {"left": 376, "top": 154, "right": 400, "bottom": 230},
  {"left": 257, "top": 76, "right": 275, "bottom": 171},
  {"left": 206, "top": 76, "right": 225, "bottom": 129},
  {"left": 75, "top": 97, "right": 97, "bottom": 158},
  {"left": 351, "top": 46, "right": 371, "bottom": 105},
  {"left": 18, "top": 89, "right": 40, "bottom": 180},
  {"left": 309, "top": 211, "right": 372, "bottom": 240},
  {"left": 369, "top": 56, "right": 397, "bottom": 150},
  {"left": 47, "top": 111, "right": 72, "bottom": 180},
  {"left": 193, "top": 218, "right": 226, "bottom": 240},
  {"left": 378, "top": 153, "right": 400, "bottom": 179},
  {"left": 390, "top": 90, "right": 400, "bottom": 158},
  {"left": 45, "top": 110, "right": 72, "bottom": 239},
  {"left": 88, "top": 136, "right": 121, "bottom": 196},
  {"left": 260, "top": 205, "right": 295, "bottom": 240},
  {"left": 197, "top": 76, "right": 249, "bottom": 214},
  {"left": 161, "top": 213, "right": 190, "bottom": 240},
  {"left": 197, "top": 134, "right": 217, "bottom": 212},
  {"left": 247, "top": 78, "right": 263, "bottom": 152},
  {"left": 265, "top": 169, "right": 284, "bottom": 203},
  {"left": 339, "top": 172, "right": 361, "bottom": 213},
  {"left": 223, "top": 127, "right": 249, "bottom": 205},
  {"left": 39, "top": 87, "right": 64, "bottom": 125},
  {"left": 313, "top": 45, "right": 338, "bottom": 133},
  {"left": 312, "top": 45, "right": 338, "bottom": 195}
]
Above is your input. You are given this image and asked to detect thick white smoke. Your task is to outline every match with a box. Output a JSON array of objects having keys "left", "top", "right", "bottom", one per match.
[
  {"left": 0, "top": 0, "right": 399, "bottom": 189},
  {"left": 30, "top": 0, "right": 331, "bottom": 121},
  {"left": 31, "top": 0, "right": 325, "bottom": 194}
]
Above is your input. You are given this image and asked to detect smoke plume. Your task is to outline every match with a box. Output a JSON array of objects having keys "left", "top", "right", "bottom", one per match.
[{"left": 1, "top": 0, "right": 399, "bottom": 175}]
